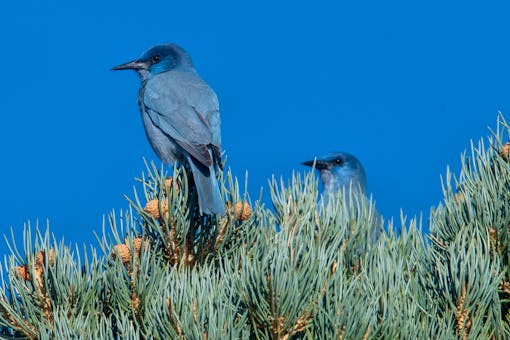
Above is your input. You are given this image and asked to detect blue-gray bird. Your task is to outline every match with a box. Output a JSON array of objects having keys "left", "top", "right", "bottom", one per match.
[
  {"left": 302, "top": 152, "right": 367, "bottom": 206},
  {"left": 112, "top": 44, "right": 224, "bottom": 215},
  {"left": 303, "top": 152, "right": 382, "bottom": 240}
]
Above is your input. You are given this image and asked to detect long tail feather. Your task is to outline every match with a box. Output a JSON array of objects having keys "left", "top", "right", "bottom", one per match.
[{"left": 186, "top": 154, "right": 225, "bottom": 215}]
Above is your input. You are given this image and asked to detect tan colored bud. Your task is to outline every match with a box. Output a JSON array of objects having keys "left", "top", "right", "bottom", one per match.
[
  {"left": 35, "top": 250, "right": 55, "bottom": 268},
  {"left": 144, "top": 199, "right": 169, "bottom": 219},
  {"left": 15, "top": 265, "right": 31, "bottom": 281},
  {"left": 454, "top": 192, "right": 465, "bottom": 204},
  {"left": 164, "top": 177, "right": 179, "bottom": 193},
  {"left": 132, "top": 292, "right": 140, "bottom": 311},
  {"left": 111, "top": 244, "right": 131, "bottom": 264},
  {"left": 331, "top": 260, "right": 338, "bottom": 275},
  {"left": 500, "top": 142, "right": 510, "bottom": 161},
  {"left": 132, "top": 237, "right": 143, "bottom": 254},
  {"left": 489, "top": 227, "right": 497, "bottom": 242},
  {"left": 234, "top": 202, "right": 252, "bottom": 221},
  {"left": 34, "top": 267, "right": 44, "bottom": 285}
]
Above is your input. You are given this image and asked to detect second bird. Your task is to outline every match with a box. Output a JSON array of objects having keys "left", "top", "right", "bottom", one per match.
[
  {"left": 302, "top": 152, "right": 367, "bottom": 207},
  {"left": 303, "top": 152, "right": 382, "bottom": 241},
  {"left": 113, "top": 44, "right": 224, "bottom": 215}
]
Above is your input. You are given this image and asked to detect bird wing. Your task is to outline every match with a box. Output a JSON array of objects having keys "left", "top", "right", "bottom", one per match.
[{"left": 142, "top": 71, "right": 220, "bottom": 167}]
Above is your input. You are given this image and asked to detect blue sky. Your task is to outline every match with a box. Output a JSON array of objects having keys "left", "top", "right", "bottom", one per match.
[{"left": 0, "top": 1, "right": 508, "bottom": 250}]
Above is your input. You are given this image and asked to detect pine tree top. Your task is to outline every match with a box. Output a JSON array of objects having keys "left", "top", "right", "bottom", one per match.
[{"left": 1, "top": 115, "right": 510, "bottom": 338}]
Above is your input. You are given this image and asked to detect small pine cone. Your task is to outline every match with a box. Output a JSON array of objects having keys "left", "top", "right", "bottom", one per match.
[
  {"left": 144, "top": 199, "right": 169, "bottom": 219},
  {"left": 34, "top": 267, "right": 44, "bottom": 285},
  {"left": 331, "top": 260, "right": 338, "bottom": 275},
  {"left": 500, "top": 280, "right": 510, "bottom": 295},
  {"left": 234, "top": 202, "right": 252, "bottom": 221},
  {"left": 456, "top": 289, "right": 468, "bottom": 336},
  {"left": 35, "top": 252, "right": 43, "bottom": 267},
  {"left": 47, "top": 250, "right": 55, "bottom": 266},
  {"left": 338, "top": 325, "right": 346, "bottom": 340},
  {"left": 132, "top": 237, "right": 143, "bottom": 255},
  {"left": 15, "top": 265, "right": 31, "bottom": 281},
  {"left": 132, "top": 292, "right": 140, "bottom": 311},
  {"left": 489, "top": 227, "right": 497, "bottom": 243},
  {"left": 164, "top": 177, "right": 179, "bottom": 193},
  {"left": 454, "top": 192, "right": 465, "bottom": 204},
  {"left": 35, "top": 250, "right": 55, "bottom": 268},
  {"left": 500, "top": 142, "right": 510, "bottom": 161},
  {"left": 111, "top": 244, "right": 131, "bottom": 264}
]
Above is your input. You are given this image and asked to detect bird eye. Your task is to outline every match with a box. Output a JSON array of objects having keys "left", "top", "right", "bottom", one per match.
[
  {"left": 151, "top": 55, "right": 161, "bottom": 63},
  {"left": 335, "top": 159, "right": 343, "bottom": 165}
]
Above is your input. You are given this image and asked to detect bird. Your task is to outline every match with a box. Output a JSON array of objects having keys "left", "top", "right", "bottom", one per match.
[
  {"left": 112, "top": 44, "right": 225, "bottom": 215},
  {"left": 302, "top": 152, "right": 382, "bottom": 239},
  {"left": 302, "top": 152, "right": 367, "bottom": 206}
]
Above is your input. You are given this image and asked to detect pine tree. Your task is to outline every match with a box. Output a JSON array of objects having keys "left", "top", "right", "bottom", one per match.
[{"left": 1, "top": 114, "right": 510, "bottom": 339}]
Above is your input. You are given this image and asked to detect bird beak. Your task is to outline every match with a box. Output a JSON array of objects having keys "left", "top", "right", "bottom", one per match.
[
  {"left": 111, "top": 60, "right": 146, "bottom": 71},
  {"left": 302, "top": 159, "right": 328, "bottom": 169}
]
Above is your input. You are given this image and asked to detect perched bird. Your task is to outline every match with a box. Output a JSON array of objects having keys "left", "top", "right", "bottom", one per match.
[
  {"left": 112, "top": 44, "right": 224, "bottom": 215},
  {"left": 303, "top": 152, "right": 382, "bottom": 239},
  {"left": 302, "top": 152, "right": 367, "bottom": 206}
]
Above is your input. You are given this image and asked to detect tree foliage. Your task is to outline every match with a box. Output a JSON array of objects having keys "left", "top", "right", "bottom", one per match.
[{"left": 1, "top": 115, "right": 510, "bottom": 339}]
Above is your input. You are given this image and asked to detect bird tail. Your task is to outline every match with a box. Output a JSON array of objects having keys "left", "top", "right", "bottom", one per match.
[{"left": 186, "top": 155, "right": 225, "bottom": 215}]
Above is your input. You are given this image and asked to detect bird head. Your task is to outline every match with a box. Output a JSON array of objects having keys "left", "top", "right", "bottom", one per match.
[
  {"left": 112, "top": 44, "right": 194, "bottom": 80},
  {"left": 302, "top": 152, "right": 367, "bottom": 193}
]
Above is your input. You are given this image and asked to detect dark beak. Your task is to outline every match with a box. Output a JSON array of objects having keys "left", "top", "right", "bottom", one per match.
[
  {"left": 302, "top": 159, "right": 328, "bottom": 170},
  {"left": 111, "top": 60, "right": 146, "bottom": 71}
]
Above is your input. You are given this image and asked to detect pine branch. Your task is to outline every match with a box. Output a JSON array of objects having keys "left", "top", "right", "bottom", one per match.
[{"left": 1, "top": 115, "right": 510, "bottom": 337}]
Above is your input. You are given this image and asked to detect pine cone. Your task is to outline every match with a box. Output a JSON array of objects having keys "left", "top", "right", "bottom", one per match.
[
  {"left": 132, "top": 237, "right": 143, "bottom": 255},
  {"left": 15, "top": 265, "right": 31, "bottom": 281},
  {"left": 144, "top": 199, "right": 169, "bottom": 219},
  {"left": 234, "top": 202, "right": 252, "bottom": 221},
  {"left": 111, "top": 244, "right": 131, "bottom": 264},
  {"left": 164, "top": 177, "right": 179, "bottom": 193},
  {"left": 35, "top": 250, "right": 55, "bottom": 268},
  {"left": 500, "top": 142, "right": 510, "bottom": 161}
]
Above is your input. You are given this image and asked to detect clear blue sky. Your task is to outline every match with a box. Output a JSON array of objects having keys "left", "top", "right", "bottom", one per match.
[{"left": 0, "top": 1, "right": 508, "bottom": 251}]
